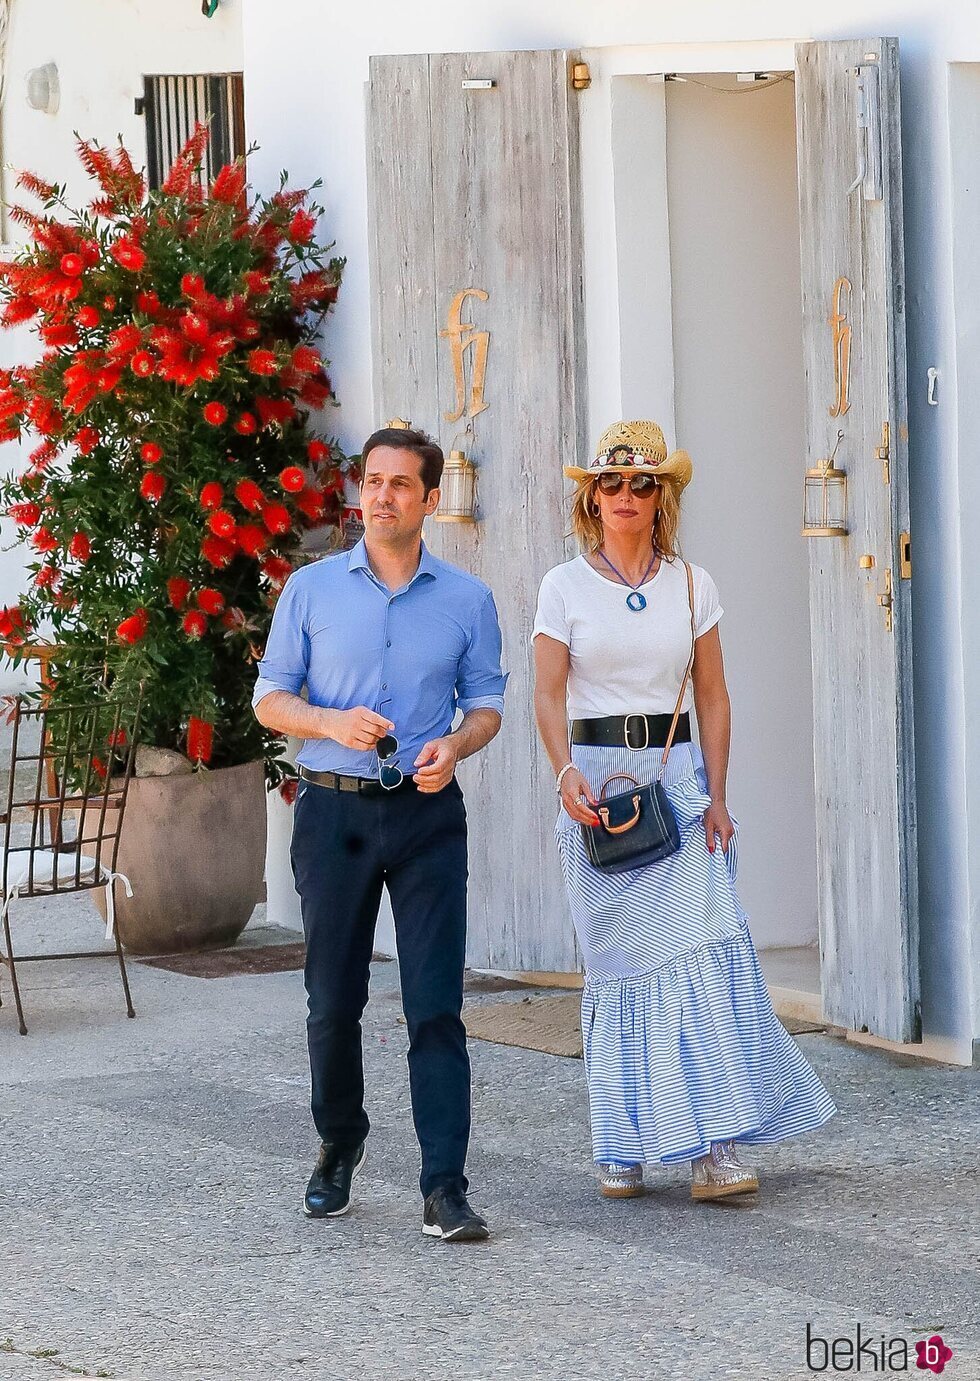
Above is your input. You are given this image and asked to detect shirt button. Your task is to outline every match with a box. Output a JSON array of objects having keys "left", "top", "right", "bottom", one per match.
[
  {"left": 382, "top": 683, "right": 388, "bottom": 690},
  {"left": 386, "top": 641, "right": 391, "bottom": 648}
]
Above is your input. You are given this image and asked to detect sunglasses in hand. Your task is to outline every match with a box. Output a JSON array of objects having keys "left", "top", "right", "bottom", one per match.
[{"left": 376, "top": 732, "right": 403, "bottom": 790}]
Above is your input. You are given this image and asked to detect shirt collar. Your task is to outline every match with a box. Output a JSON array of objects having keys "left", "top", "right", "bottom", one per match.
[{"left": 347, "top": 537, "right": 438, "bottom": 584}]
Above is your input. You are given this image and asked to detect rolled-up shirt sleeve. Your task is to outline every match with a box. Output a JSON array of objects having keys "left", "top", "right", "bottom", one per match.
[
  {"left": 455, "top": 589, "right": 508, "bottom": 717},
  {"left": 251, "top": 573, "right": 310, "bottom": 711}
]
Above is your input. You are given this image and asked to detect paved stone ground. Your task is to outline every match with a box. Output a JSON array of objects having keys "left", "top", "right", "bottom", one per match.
[{"left": 0, "top": 897, "right": 978, "bottom": 1381}]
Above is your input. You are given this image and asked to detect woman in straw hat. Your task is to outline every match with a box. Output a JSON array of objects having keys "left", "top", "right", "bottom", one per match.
[{"left": 532, "top": 421, "right": 835, "bottom": 1201}]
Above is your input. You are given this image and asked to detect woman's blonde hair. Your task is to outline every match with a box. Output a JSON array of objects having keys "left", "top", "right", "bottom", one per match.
[{"left": 569, "top": 476, "right": 682, "bottom": 556}]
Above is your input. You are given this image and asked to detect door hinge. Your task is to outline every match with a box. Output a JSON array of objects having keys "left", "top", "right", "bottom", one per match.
[
  {"left": 571, "top": 61, "right": 591, "bottom": 91},
  {"left": 899, "top": 531, "right": 912, "bottom": 579},
  {"left": 876, "top": 421, "right": 890, "bottom": 484},
  {"left": 877, "top": 567, "right": 893, "bottom": 632},
  {"left": 134, "top": 96, "right": 146, "bottom": 117}
]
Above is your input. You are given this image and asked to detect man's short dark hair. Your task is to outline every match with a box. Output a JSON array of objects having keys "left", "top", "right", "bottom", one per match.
[{"left": 361, "top": 428, "right": 444, "bottom": 496}]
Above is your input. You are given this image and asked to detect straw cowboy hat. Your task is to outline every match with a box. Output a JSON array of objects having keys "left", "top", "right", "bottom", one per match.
[{"left": 564, "top": 420, "right": 693, "bottom": 490}]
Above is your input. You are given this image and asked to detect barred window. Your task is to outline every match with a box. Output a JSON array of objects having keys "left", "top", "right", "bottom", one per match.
[{"left": 140, "top": 73, "right": 245, "bottom": 190}]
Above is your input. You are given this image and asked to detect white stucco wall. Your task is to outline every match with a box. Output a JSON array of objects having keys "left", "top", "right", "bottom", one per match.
[
  {"left": 0, "top": 0, "right": 243, "bottom": 688},
  {"left": 240, "top": 2, "right": 977, "bottom": 1059}
]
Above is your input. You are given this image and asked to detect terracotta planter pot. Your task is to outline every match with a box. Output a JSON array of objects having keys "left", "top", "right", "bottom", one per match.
[{"left": 89, "top": 759, "right": 267, "bottom": 954}]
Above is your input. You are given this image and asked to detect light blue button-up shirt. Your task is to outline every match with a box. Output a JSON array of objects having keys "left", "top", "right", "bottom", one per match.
[{"left": 251, "top": 538, "right": 508, "bottom": 778}]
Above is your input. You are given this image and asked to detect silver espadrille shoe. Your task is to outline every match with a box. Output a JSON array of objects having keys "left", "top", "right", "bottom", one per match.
[
  {"left": 596, "top": 1162, "right": 644, "bottom": 1199},
  {"left": 690, "top": 1140, "right": 759, "bottom": 1201}
]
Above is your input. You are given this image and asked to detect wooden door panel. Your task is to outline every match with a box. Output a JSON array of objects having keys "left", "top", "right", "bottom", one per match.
[{"left": 795, "top": 38, "right": 919, "bottom": 1040}]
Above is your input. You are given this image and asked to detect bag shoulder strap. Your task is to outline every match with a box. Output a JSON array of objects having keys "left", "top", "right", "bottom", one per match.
[{"left": 657, "top": 559, "right": 697, "bottom": 782}]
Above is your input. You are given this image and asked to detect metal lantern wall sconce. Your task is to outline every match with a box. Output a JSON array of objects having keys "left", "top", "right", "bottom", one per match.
[
  {"left": 435, "top": 447, "right": 478, "bottom": 523},
  {"left": 802, "top": 430, "right": 848, "bottom": 537}
]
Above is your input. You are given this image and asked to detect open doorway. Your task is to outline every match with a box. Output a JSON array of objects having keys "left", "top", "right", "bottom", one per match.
[{"left": 606, "top": 69, "right": 821, "bottom": 1008}]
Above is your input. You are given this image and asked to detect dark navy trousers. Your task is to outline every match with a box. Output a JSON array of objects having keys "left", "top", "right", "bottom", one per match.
[{"left": 289, "top": 775, "right": 470, "bottom": 1198}]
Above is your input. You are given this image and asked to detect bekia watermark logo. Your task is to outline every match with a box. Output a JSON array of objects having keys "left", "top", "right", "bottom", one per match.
[{"left": 806, "top": 1323, "right": 954, "bottom": 1373}]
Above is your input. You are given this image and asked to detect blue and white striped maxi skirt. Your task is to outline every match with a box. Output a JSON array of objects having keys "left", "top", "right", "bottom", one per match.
[{"left": 557, "top": 740, "right": 836, "bottom": 1166}]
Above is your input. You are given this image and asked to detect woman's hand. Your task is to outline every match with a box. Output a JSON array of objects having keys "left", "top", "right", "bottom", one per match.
[
  {"left": 703, "top": 800, "right": 735, "bottom": 854},
  {"left": 560, "top": 768, "right": 601, "bottom": 827}
]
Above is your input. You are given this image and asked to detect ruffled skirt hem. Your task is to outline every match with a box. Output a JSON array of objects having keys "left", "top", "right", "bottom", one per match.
[{"left": 582, "top": 933, "right": 837, "bottom": 1165}]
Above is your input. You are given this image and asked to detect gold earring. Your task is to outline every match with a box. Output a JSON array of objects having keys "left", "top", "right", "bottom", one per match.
[{"left": 591, "top": 500, "right": 601, "bottom": 517}]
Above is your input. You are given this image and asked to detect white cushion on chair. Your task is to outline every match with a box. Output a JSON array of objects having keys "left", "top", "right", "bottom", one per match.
[{"left": 2, "top": 849, "right": 133, "bottom": 941}]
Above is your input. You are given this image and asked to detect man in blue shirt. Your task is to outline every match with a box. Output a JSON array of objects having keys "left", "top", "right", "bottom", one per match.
[{"left": 253, "top": 427, "right": 506, "bottom": 1242}]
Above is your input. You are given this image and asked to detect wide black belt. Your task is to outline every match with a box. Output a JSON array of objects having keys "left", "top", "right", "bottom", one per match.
[
  {"left": 299, "top": 765, "right": 416, "bottom": 797},
  {"left": 571, "top": 713, "right": 691, "bottom": 751}
]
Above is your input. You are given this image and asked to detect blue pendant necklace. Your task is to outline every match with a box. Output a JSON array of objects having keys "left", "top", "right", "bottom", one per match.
[{"left": 597, "top": 548, "right": 659, "bottom": 611}]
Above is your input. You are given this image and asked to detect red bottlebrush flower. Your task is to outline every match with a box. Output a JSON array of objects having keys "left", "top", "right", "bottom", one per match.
[
  {"left": 201, "top": 534, "right": 236, "bottom": 568},
  {"left": 59, "top": 253, "right": 84, "bottom": 278},
  {"left": 298, "top": 374, "right": 333, "bottom": 408},
  {"left": 69, "top": 532, "right": 91, "bottom": 561},
  {"left": 96, "top": 363, "right": 123, "bottom": 394},
  {"left": 140, "top": 441, "right": 163, "bottom": 465},
  {"left": 247, "top": 348, "right": 278, "bottom": 376},
  {"left": 9, "top": 501, "right": 41, "bottom": 527},
  {"left": 196, "top": 587, "right": 225, "bottom": 616},
  {"left": 34, "top": 564, "right": 60, "bottom": 589},
  {"left": 234, "top": 479, "right": 265, "bottom": 512},
  {"left": 289, "top": 208, "right": 317, "bottom": 243},
  {"left": 279, "top": 466, "right": 306, "bottom": 493},
  {"left": 295, "top": 486, "right": 326, "bottom": 521},
  {"left": 181, "top": 272, "right": 206, "bottom": 299},
  {"left": 279, "top": 777, "right": 299, "bottom": 806},
  {"left": 199, "top": 482, "right": 224, "bottom": 511},
  {"left": 103, "top": 295, "right": 117, "bottom": 312},
  {"left": 256, "top": 396, "right": 295, "bottom": 430},
  {"left": 210, "top": 162, "right": 246, "bottom": 205},
  {"left": 2, "top": 296, "right": 40, "bottom": 326},
  {"left": 31, "top": 527, "right": 58, "bottom": 553},
  {"left": 131, "top": 350, "right": 155, "bottom": 377},
  {"left": 307, "top": 439, "right": 330, "bottom": 465},
  {"left": 182, "top": 609, "right": 208, "bottom": 639},
  {"left": 0, "top": 605, "right": 25, "bottom": 638},
  {"left": 234, "top": 411, "right": 257, "bottom": 435},
  {"left": 80, "top": 239, "right": 100, "bottom": 266},
  {"left": 262, "top": 555, "right": 293, "bottom": 587},
  {"left": 153, "top": 325, "right": 234, "bottom": 386},
  {"left": 110, "top": 238, "right": 147, "bottom": 272},
  {"left": 27, "top": 395, "right": 64, "bottom": 435},
  {"left": 116, "top": 608, "right": 149, "bottom": 644},
  {"left": 28, "top": 439, "right": 58, "bottom": 470},
  {"left": 244, "top": 270, "right": 270, "bottom": 296},
  {"left": 208, "top": 509, "right": 237, "bottom": 538},
  {"left": 75, "top": 306, "right": 100, "bottom": 329},
  {"left": 136, "top": 289, "right": 161, "bottom": 316},
  {"left": 261, "top": 503, "right": 291, "bottom": 535},
  {"left": 291, "top": 345, "right": 321, "bottom": 375},
  {"left": 141, "top": 471, "right": 166, "bottom": 503},
  {"left": 203, "top": 401, "right": 228, "bottom": 426},
  {"left": 40, "top": 319, "right": 79, "bottom": 349},
  {"left": 179, "top": 311, "right": 211, "bottom": 344},
  {"left": 107, "top": 324, "right": 142, "bottom": 358},
  {"left": 186, "top": 715, "right": 214, "bottom": 764},
  {"left": 107, "top": 727, "right": 128, "bottom": 749},
  {"left": 74, "top": 426, "right": 99, "bottom": 455},
  {"left": 236, "top": 523, "right": 267, "bottom": 557},
  {"left": 167, "top": 576, "right": 191, "bottom": 609}
]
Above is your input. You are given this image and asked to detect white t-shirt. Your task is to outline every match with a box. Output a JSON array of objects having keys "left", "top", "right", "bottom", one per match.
[{"left": 532, "top": 555, "right": 723, "bottom": 719}]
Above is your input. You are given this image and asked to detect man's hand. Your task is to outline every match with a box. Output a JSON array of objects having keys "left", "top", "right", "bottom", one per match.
[
  {"left": 326, "top": 706, "right": 394, "bottom": 751},
  {"left": 413, "top": 735, "right": 460, "bottom": 793}
]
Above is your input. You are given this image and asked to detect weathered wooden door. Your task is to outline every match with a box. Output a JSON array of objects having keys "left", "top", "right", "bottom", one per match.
[
  {"left": 795, "top": 39, "right": 919, "bottom": 1041},
  {"left": 367, "top": 50, "right": 586, "bottom": 970}
]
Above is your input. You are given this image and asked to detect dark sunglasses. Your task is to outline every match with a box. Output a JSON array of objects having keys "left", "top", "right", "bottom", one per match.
[
  {"left": 376, "top": 733, "right": 403, "bottom": 790},
  {"left": 594, "top": 472, "right": 661, "bottom": 497}
]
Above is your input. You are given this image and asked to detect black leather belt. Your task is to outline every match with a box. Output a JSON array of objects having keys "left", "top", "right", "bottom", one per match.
[
  {"left": 571, "top": 713, "right": 691, "bottom": 751},
  {"left": 299, "top": 765, "right": 416, "bottom": 796}
]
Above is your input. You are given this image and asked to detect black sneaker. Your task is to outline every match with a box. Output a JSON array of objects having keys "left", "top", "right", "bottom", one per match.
[
  {"left": 421, "top": 1186, "right": 490, "bottom": 1242},
  {"left": 303, "top": 1141, "right": 365, "bottom": 1219}
]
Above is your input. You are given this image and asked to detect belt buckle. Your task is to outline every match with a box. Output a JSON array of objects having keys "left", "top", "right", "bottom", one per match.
[{"left": 624, "top": 714, "right": 650, "bottom": 752}]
